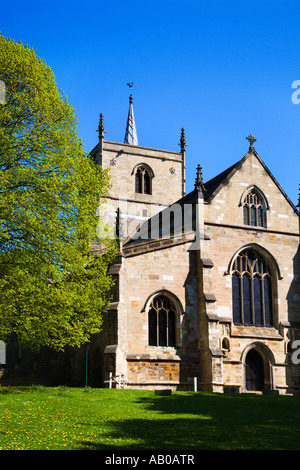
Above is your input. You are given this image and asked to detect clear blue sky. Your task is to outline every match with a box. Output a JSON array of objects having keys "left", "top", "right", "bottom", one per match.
[{"left": 1, "top": 0, "right": 299, "bottom": 205}]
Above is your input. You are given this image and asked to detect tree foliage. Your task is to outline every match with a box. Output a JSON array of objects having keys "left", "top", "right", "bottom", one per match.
[{"left": 0, "top": 35, "right": 117, "bottom": 351}]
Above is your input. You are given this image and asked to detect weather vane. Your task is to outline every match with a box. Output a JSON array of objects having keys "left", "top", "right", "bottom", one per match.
[{"left": 127, "top": 82, "right": 133, "bottom": 93}]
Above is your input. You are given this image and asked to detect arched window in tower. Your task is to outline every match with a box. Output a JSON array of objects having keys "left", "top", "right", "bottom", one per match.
[
  {"left": 134, "top": 165, "right": 153, "bottom": 195},
  {"left": 148, "top": 295, "right": 176, "bottom": 347},
  {"left": 144, "top": 169, "right": 151, "bottom": 194},
  {"left": 231, "top": 248, "right": 274, "bottom": 326},
  {"left": 242, "top": 189, "right": 267, "bottom": 227},
  {"left": 135, "top": 168, "right": 143, "bottom": 193}
]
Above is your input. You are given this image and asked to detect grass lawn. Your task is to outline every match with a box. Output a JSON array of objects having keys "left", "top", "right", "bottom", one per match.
[{"left": 0, "top": 386, "right": 299, "bottom": 450}]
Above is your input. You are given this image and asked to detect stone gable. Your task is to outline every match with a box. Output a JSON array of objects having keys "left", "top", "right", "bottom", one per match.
[{"left": 204, "top": 150, "right": 299, "bottom": 234}]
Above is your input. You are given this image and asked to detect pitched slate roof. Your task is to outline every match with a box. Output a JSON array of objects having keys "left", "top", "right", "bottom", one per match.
[{"left": 203, "top": 160, "right": 242, "bottom": 202}]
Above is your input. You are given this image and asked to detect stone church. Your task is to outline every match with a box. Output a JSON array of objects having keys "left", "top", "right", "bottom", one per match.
[
  {"left": 86, "top": 90, "right": 300, "bottom": 394},
  {"left": 1, "top": 91, "right": 299, "bottom": 393}
]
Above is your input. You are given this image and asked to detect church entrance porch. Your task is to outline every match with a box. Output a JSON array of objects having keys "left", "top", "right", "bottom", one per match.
[{"left": 242, "top": 343, "right": 275, "bottom": 393}]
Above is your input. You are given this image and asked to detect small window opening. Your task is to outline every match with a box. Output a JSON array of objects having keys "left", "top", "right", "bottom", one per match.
[
  {"left": 134, "top": 166, "right": 153, "bottom": 194},
  {"left": 243, "top": 190, "right": 267, "bottom": 228}
]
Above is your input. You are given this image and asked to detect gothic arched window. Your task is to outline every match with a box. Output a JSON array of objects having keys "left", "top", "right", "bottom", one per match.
[
  {"left": 232, "top": 249, "right": 274, "bottom": 326},
  {"left": 134, "top": 165, "right": 153, "bottom": 195},
  {"left": 148, "top": 295, "right": 176, "bottom": 347},
  {"left": 242, "top": 189, "right": 267, "bottom": 228}
]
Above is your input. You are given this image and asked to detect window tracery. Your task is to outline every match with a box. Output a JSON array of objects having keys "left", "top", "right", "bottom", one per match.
[
  {"left": 148, "top": 295, "right": 176, "bottom": 347},
  {"left": 232, "top": 249, "right": 274, "bottom": 326},
  {"left": 134, "top": 165, "right": 152, "bottom": 194},
  {"left": 243, "top": 189, "right": 267, "bottom": 227}
]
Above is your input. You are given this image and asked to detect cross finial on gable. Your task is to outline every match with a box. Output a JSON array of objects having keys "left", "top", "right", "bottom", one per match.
[{"left": 246, "top": 133, "right": 257, "bottom": 150}]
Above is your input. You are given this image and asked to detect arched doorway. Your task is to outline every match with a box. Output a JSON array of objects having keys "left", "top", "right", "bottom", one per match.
[{"left": 245, "top": 349, "right": 265, "bottom": 391}]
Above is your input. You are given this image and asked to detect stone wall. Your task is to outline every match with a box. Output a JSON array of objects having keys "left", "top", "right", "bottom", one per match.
[
  {"left": 99, "top": 147, "right": 300, "bottom": 393},
  {"left": 200, "top": 150, "right": 300, "bottom": 394}
]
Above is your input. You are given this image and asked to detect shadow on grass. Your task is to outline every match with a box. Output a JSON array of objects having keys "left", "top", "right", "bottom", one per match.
[{"left": 77, "top": 392, "right": 300, "bottom": 450}]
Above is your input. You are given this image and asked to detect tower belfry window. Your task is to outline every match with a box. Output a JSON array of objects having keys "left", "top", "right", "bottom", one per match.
[{"left": 134, "top": 165, "right": 153, "bottom": 195}]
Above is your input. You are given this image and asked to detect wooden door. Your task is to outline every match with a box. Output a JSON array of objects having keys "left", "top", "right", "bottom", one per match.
[{"left": 246, "top": 349, "right": 264, "bottom": 391}]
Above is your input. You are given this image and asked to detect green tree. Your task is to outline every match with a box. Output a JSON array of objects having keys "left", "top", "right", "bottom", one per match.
[{"left": 0, "top": 35, "right": 117, "bottom": 351}]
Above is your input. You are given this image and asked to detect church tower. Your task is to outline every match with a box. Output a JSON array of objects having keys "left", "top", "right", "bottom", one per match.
[{"left": 89, "top": 85, "right": 186, "bottom": 241}]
